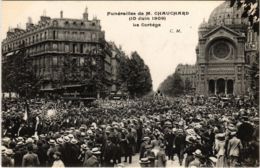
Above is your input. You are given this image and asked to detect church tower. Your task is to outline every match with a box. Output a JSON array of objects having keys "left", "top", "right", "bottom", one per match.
[
  {"left": 83, "top": 6, "right": 88, "bottom": 21},
  {"left": 195, "top": 1, "right": 258, "bottom": 96}
]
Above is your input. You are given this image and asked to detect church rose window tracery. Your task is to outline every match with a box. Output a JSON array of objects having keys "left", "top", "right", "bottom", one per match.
[{"left": 213, "top": 42, "right": 230, "bottom": 59}]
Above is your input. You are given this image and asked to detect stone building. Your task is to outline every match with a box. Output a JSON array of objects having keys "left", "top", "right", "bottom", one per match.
[
  {"left": 195, "top": 1, "right": 259, "bottom": 96},
  {"left": 2, "top": 7, "right": 113, "bottom": 98},
  {"left": 175, "top": 64, "right": 196, "bottom": 90},
  {"left": 108, "top": 42, "right": 128, "bottom": 97}
]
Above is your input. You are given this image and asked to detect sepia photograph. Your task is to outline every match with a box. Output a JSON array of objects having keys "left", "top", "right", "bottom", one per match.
[{"left": 1, "top": 0, "right": 259, "bottom": 167}]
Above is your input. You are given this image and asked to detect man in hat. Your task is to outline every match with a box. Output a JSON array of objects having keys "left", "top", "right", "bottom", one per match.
[
  {"left": 175, "top": 129, "right": 186, "bottom": 166},
  {"left": 103, "top": 138, "right": 115, "bottom": 167},
  {"left": 83, "top": 149, "right": 99, "bottom": 167},
  {"left": 2, "top": 147, "right": 13, "bottom": 167},
  {"left": 183, "top": 136, "right": 198, "bottom": 167},
  {"left": 215, "top": 133, "right": 227, "bottom": 167},
  {"left": 144, "top": 144, "right": 155, "bottom": 167},
  {"left": 79, "top": 144, "right": 89, "bottom": 165},
  {"left": 156, "top": 144, "right": 167, "bottom": 167},
  {"left": 47, "top": 139, "right": 57, "bottom": 166},
  {"left": 36, "top": 140, "right": 48, "bottom": 167},
  {"left": 140, "top": 137, "right": 150, "bottom": 159},
  {"left": 188, "top": 149, "right": 203, "bottom": 167},
  {"left": 22, "top": 144, "right": 40, "bottom": 167},
  {"left": 227, "top": 131, "right": 243, "bottom": 167},
  {"left": 61, "top": 136, "right": 73, "bottom": 166},
  {"left": 52, "top": 151, "right": 65, "bottom": 168},
  {"left": 164, "top": 128, "right": 175, "bottom": 161},
  {"left": 139, "top": 157, "right": 150, "bottom": 167},
  {"left": 17, "top": 122, "right": 28, "bottom": 137},
  {"left": 70, "top": 138, "right": 81, "bottom": 166}
]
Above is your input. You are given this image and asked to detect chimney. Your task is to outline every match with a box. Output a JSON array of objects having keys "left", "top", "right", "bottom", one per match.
[
  {"left": 26, "top": 17, "right": 34, "bottom": 30},
  {"left": 7, "top": 28, "right": 15, "bottom": 37},
  {"left": 60, "top": 10, "right": 63, "bottom": 18}
]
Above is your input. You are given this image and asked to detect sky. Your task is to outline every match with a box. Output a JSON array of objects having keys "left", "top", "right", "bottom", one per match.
[{"left": 1, "top": 1, "right": 224, "bottom": 90}]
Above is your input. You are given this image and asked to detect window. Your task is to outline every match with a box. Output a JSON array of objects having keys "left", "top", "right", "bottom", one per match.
[
  {"left": 92, "top": 33, "right": 96, "bottom": 40},
  {"left": 65, "top": 44, "right": 69, "bottom": 52},
  {"left": 53, "top": 20, "right": 58, "bottom": 26},
  {"left": 44, "top": 32, "right": 47, "bottom": 39},
  {"left": 73, "top": 44, "right": 77, "bottom": 53},
  {"left": 72, "top": 32, "right": 77, "bottom": 39},
  {"left": 80, "top": 57, "right": 84, "bottom": 66},
  {"left": 53, "top": 56, "right": 58, "bottom": 66},
  {"left": 53, "top": 44, "right": 58, "bottom": 50},
  {"left": 80, "top": 32, "right": 84, "bottom": 40},
  {"left": 53, "top": 31, "right": 56, "bottom": 39},
  {"left": 80, "top": 44, "right": 83, "bottom": 53}
]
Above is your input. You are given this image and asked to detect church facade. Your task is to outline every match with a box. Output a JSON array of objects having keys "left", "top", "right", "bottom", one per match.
[{"left": 195, "top": 1, "right": 259, "bottom": 96}]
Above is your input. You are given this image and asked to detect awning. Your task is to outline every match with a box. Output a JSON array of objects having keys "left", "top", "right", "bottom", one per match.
[
  {"left": 62, "top": 97, "right": 96, "bottom": 100},
  {"left": 40, "top": 88, "right": 55, "bottom": 91},
  {"left": 14, "top": 50, "right": 20, "bottom": 54},
  {"left": 5, "top": 51, "right": 14, "bottom": 57},
  {"left": 62, "top": 84, "right": 84, "bottom": 88}
]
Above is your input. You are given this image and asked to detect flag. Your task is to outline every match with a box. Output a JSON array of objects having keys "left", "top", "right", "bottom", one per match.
[
  {"left": 23, "top": 109, "right": 28, "bottom": 121},
  {"left": 23, "top": 101, "right": 29, "bottom": 121}
]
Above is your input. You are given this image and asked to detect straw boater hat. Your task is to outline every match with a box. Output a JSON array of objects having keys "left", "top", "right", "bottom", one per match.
[
  {"left": 17, "top": 141, "right": 24, "bottom": 146},
  {"left": 26, "top": 138, "right": 34, "bottom": 144},
  {"left": 91, "top": 147, "right": 101, "bottom": 155},
  {"left": 139, "top": 157, "right": 150, "bottom": 164},
  {"left": 5, "top": 149, "right": 14, "bottom": 156},
  {"left": 48, "top": 139, "right": 56, "bottom": 145},
  {"left": 56, "top": 138, "right": 64, "bottom": 145},
  {"left": 143, "top": 137, "right": 150, "bottom": 141},
  {"left": 1, "top": 146, "right": 7, "bottom": 154},
  {"left": 63, "top": 136, "right": 70, "bottom": 143},
  {"left": 70, "top": 139, "right": 78, "bottom": 145},
  {"left": 193, "top": 149, "right": 203, "bottom": 158},
  {"left": 39, "top": 134, "right": 46, "bottom": 139},
  {"left": 215, "top": 133, "right": 226, "bottom": 141},
  {"left": 68, "top": 134, "right": 74, "bottom": 139},
  {"left": 16, "top": 137, "right": 24, "bottom": 142},
  {"left": 81, "top": 144, "right": 89, "bottom": 150}
]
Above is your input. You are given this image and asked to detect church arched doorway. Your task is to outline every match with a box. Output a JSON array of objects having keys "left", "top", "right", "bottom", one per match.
[
  {"left": 227, "top": 80, "right": 234, "bottom": 94},
  {"left": 217, "top": 78, "right": 225, "bottom": 94},
  {"left": 208, "top": 80, "right": 215, "bottom": 94}
]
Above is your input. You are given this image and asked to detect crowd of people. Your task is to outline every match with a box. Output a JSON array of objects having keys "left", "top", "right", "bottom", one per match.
[{"left": 1, "top": 94, "right": 259, "bottom": 167}]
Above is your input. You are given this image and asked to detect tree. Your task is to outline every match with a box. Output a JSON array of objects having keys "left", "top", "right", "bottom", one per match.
[
  {"left": 118, "top": 51, "right": 153, "bottom": 97},
  {"left": 2, "top": 47, "right": 42, "bottom": 97},
  {"left": 184, "top": 78, "right": 193, "bottom": 92},
  {"left": 117, "top": 53, "right": 131, "bottom": 93},
  {"left": 158, "top": 72, "right": 184, "bottom": 97},
  {"left": 230, "top": 0, "right": 259, "bottom": 33}
]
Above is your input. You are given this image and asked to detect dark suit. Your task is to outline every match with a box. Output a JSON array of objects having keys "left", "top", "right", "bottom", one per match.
[{"left": 84, "top": 155, "right": 99, "bottom": 167}]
